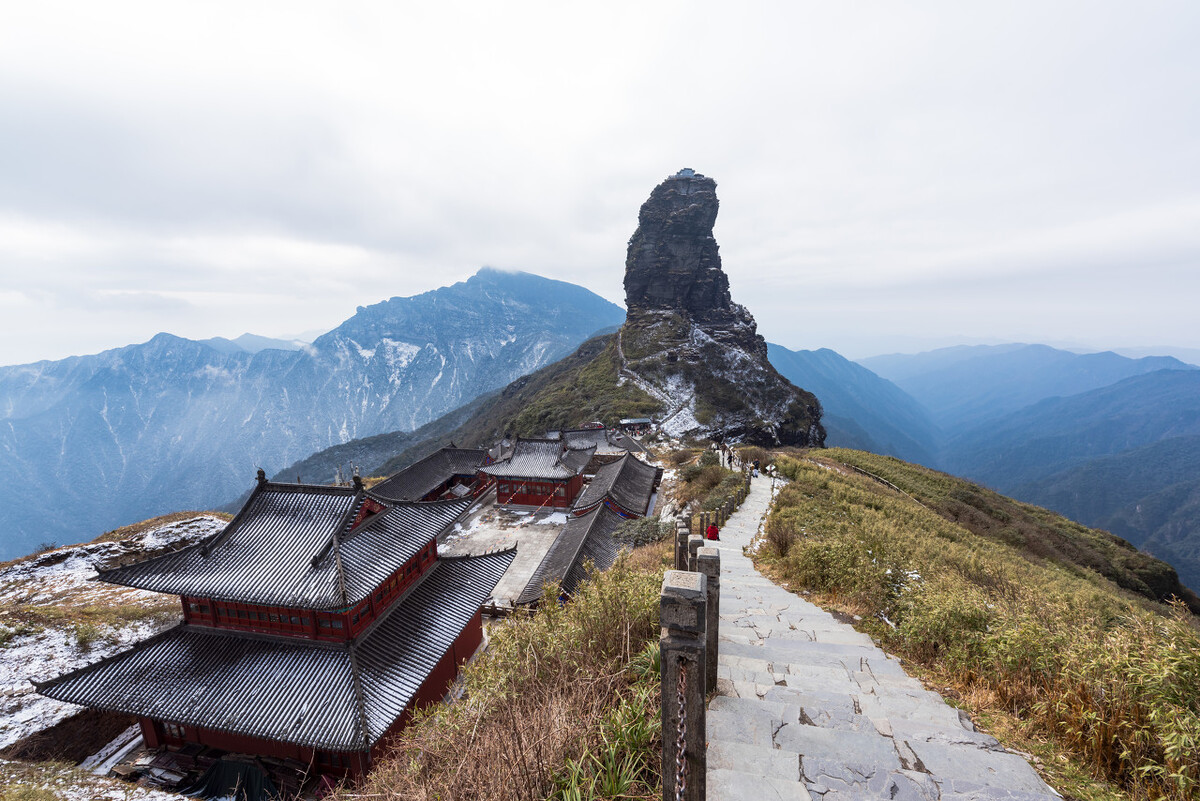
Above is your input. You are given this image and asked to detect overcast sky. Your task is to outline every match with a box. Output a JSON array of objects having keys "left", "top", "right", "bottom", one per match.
[{"left": 2, "top": 1, "right": 1198, "bottom": 366}]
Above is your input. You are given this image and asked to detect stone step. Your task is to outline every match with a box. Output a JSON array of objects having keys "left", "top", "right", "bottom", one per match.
[
  {"left": 708, "top": 739, "right": 802, "bottom": 783},
  {"left": 708, "top": 767, "right": 812, "bottom": 801}
]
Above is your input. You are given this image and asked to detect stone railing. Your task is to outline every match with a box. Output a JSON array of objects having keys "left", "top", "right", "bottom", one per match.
[
  {"left": 686, "top": 470, "right": 751, "bottom": 542},
  {"left": 661, "top": 548, "right": 722, "bottom": 800},
  {"left": 661, "top": 464, "right": 752, "bottom": 799}
]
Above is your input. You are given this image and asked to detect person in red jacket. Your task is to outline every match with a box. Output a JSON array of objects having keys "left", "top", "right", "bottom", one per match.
[{"left": 706, "top": 522, "right": 720, "bottom": 541}]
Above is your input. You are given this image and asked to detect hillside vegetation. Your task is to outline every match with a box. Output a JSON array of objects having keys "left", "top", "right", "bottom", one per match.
[
  {"left": 1016, "top": 435, "right": 1200, "bottom": 595},
  {"left": 759, "top": 449, "right": 1200, "bottom": 799}
]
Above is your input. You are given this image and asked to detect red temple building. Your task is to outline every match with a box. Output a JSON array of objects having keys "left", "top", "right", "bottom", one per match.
[
  {"left": 38, "top": 472, "right": 513, "bottom": 780},
  {"left": 478, "top": 438, "right": 594, "bottom": 509}
]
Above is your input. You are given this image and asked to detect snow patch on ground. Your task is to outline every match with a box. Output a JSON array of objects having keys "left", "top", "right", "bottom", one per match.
[
  {"left": 0, "top": 517, "right": 224, "bottom": 606},
  {"left": 655, "top": 374, "right": 702, "bottom": 439},
  {"left": 1, "top": 621, "right": 168, "bottom": 749},
  {"left": 0, "top": 516, "right": 221, "bottom": 749},
  {"left": 0, "top": 758, "right": 184, "bottom": 801},
  {"left": 382, "top": 339, "right": 421, "bottom": 372}
]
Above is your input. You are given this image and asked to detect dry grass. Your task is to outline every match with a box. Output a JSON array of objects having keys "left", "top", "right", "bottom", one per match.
[{"left": 342, "top": 544, "right": 667, "bottom": 801}]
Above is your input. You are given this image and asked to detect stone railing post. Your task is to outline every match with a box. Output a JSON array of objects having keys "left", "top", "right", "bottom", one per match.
[
  {"left": 687, "top": 534, "right": 703, "bottom": 572},
  {"left": 696, "top": 546, "right": 720, "bottom": 692},
  {"left": 675, "top": 519, "right": 689, "bottom": 571},
  {"left": 660, "top": 570, "right": 706, "bottom": 801}
]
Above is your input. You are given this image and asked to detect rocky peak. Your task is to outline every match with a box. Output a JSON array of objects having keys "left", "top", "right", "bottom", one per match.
[
  {"left": 615, "top": 170, "right": 825, "bottom": 448},
  {"left": 624, "top": 170, "right": 731, "bottom": 318}
]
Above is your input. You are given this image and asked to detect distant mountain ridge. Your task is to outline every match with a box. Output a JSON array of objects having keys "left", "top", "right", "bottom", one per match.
[
  {"left": 941, "top": 369, "right": 1200, "bottom": 488},
  {"left": 766, "top": 345, "right": 941, "bottom": 465},
  {"left": 199, "top": 333, "right": 309, "bottom": 355},
  {"left": 860, "top": 343, "right": 1195, "bottom": 433},
  {"left": 0, "top": 268, "right": 624, "bottom": 560}
]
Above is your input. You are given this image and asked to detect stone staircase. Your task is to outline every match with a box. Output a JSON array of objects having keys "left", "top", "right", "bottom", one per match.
[{"left": 704, "top": 476, "right": 1060, "bottom": 800}]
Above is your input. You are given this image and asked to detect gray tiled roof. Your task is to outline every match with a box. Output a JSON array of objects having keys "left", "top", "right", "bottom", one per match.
[
  {"left": 38, "top": 550, "right": 514, "bottom": 752},
  {"left": 560, "top": 429, "right": 623, "bottom": 455},
  {"left": 552, "top": 428, "right": 647, "bottom": 456},
  {"left": 371, "top": 447, "right": 487, "bottom": 502},
  {"left": 97, "top": 482, "right": 472, "bottom": 610},
  {"left": 478, "top": 438, "right": 594, "bottom": 480},
  {"left": 609, "top": 431, "right": 647, "bottom": 453},
  {"left": 517, "top": 505, "right": 626, "bottom": 605},
  {"left": 572, "top": 454, "right": 660, "bottom": 517}
]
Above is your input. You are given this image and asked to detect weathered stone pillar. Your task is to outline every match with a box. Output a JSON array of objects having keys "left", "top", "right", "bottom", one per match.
[
  {"left": 696, "top": 546, "right": 720, "bottom": 693},
  {"left": 687, "top": 534, "right": 703, "bottom": 572},
  {"left": 675, "top": 520, "right": 689, "bottom": 571},
  {"left": 660, "top": 570, "right": 706, "bottom": 801}
]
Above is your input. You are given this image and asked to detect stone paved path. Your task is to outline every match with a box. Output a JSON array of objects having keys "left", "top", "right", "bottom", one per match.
[{"left": 705, "top": 475, "right": 1059, "bottom": 800}]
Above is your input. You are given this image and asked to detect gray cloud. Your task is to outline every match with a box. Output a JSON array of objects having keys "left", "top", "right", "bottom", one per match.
[{"left": 1, "top": 0, "right": 1198, "bottom": 365}]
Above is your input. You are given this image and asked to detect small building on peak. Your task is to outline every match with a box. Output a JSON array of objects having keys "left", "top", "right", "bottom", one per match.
[
  {"left": 478, "top": 437, "right": 594, "bottom": 509},
  {"left": 37, "top": 476, "right": 513, "bottom": 780}
]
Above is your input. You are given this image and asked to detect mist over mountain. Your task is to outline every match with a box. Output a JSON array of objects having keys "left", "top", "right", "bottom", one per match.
[
  {"left": 0, "top": 268, "right": 623, "bottom": 560},
  {"left": 861, "top": 344, "right": 1195, "bottom": 433},
  {"left": 1014, "top": 435, "right": 1200, "bottom": 590},
  {"left": 198, "top": 333, "right": 309, "bottom": 355},
  {"left": 848, "top": 345, "right": 1200, "bottom": 594}
]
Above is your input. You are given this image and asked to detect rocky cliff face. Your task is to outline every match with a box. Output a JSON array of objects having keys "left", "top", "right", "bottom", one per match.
[{"left": 617, "top": 169, "right": 825, "bottom": 447}]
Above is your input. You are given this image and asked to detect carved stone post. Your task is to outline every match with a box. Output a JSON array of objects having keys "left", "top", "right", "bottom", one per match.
[
  {"left": 687, "top": 534, "right": 703, "bottom": 572},
  {"left": 696, "top": 546, "right": 720, "bottom": 693},
  {"left": 660, "top": 570, "right": 706, "bottom": 801},
  {"left": 675, "top": 520, "right": 689, "bottom": 571}
]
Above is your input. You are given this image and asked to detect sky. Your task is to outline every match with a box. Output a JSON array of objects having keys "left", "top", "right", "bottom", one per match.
[{"left": 1, "top": 0, "right": 1198, "bottom": 366}]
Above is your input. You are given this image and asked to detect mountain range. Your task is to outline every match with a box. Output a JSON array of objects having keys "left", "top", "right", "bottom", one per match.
[
  {"left": 3, "top": 264, "right": 1198, "bottom": 596},
  {"left": 0, "top": 268, "right": 623, "bottom": 559}
]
